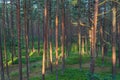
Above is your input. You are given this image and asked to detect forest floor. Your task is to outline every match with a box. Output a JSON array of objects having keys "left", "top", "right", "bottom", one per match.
[{"left": 3, "top": 50, "right": 120, "bottom": 80}]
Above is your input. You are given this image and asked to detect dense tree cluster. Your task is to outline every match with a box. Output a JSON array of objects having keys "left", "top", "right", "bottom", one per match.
[{"left": 0, "top": 0, "right": 120, "bottom": 80}]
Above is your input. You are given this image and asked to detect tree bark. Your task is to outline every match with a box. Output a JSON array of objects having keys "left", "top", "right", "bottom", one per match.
[
  {"left": 0, "top": 28, "right": 5, "bottom": 80},
  {"left": 118, "top": 21, "right": 120, "bottom": 67},
  {"left": 37, "top": 1, "right": 41, "bottom": 56},
  {"left": 61, "top": 0, "right": 65, "bottom": 73},
  {"left": 55, "top": 0, "right": 59, "bottom": 79},
  {"left": 48, "top": 0, "right": 53, "bottom": 72},
  {"left": 90, "top": 0, "right": 98, "bottom": 79},
  {"left": 100, "top": 21, "right": 105, "bottom": 65},
  {"left": 42, "top": 0, "right": 48, "bottom": 80},
  {"left": 16, "top": 0, "right": 22, "bottom": 79},
  {"left": 0, "top": 0, "right": 6, "bottom": 80},
  {"left": 3, "top": 1, "right": 10, "bottom": 79},
  {"left": 10, "top": 0, "right": 15, "bottom": 65},
  {"left": 24, "top": 0, "right": 29, "bottom": 79},
  {"left": 112, "top": 2, "right": 117, "bottom": 80}
]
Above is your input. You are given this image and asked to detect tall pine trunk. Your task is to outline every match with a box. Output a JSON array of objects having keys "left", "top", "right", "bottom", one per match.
[
  {"left": 61, "top": 0, "right": 65, "bottom": 73},
  {"left": 24, "top": 0, "right": 29, "bottom": 79},
  {"left": 0, "top": 0, "right": 6, "bottom": 80},
  {"left": 10, "top": 0, "right": 15, "bottom": 65},
  {"left": 90, "top": 0, "right": 98, "bottom": 79},
  {"left": 55, "top": 0, "right": 59, "bottom": 79},
  {"left": 0, "top": 28, "right": 5, "bottom": 80},
  {"left": 3, "top": 0, "right": 10, "bottom": 79},
  {"left": 16, "top": 0, "right": 22, "bottom": 79},
  {"left": 118, "top": 19, "right": 120, "bottom": 68},
  {"left": 112, "top": 1, "right": 117, "bottom": 80},
  {"left": 42, "top": 0, "right": 48, "bottom": 80},
  {"left": 48, "top": 0, "right": 53, "bottom": 73},
  {"left": 37, "top": 0, "right": 41, "bottom": 56}
]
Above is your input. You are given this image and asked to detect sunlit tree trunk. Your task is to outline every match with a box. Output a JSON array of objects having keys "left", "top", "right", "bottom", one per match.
[
  {"left": 78, "top": 31, "right": 82, "bottom": 69},
  {"left": 112, "top": 1, "right": 117, "bottom": 80},
  {"left": 16, "top": 0, "right": 22, "bottom": 79},
  {"left": 24, "top": 0, "right": 29, "bottom": 79},
  {"left": 42, "top": 0, "right": 48, "bottom": 80},
  {"left": 55, "top": 0, "right": 59, "bottom": 79},
  {"left": 81, "top": 37, "right": 85, "bottom": 55},
  {"left": 90, "top": 0, "right": 98, "bottom": 79}
]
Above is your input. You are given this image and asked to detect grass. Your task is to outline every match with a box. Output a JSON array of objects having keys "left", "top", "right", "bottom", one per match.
[
  {"left": 7, "top": 51, "right": 120, "bottom": 80},
  {"left": 2, "top": 42, "right": 120, "bottom": 80},
  {"left": 45, "top": 68, "right": 88, "bottom": 80}
]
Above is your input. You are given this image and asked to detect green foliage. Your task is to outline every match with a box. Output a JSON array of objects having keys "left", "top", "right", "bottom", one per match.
[
  {"left": 66, "top": 54, "right": 90, "bottom": 65},
  {"left": 9, "top": 52, "right": 120, "bottom": 80},
  {"left": 71, "top": 0, "right": 78, "bottom": 6},
  {"left": 45, "top": 68, "right": 87, "bottom": 80},
  {"left": 71, "top": 43, "right": 78, "bottom": 53},
  {"left": 103, "top": 76, "right": 112, "bottom": 80},
  {"left": 95, "top": 57, "right": 112, "bottom": 67},
  {"left": 86, "top": 72, "right": 100, "bottom": 80},
  {"left": 30, "top": 77, "right": 40, "bottom": 80},
  {"left": 13, "top": 56, "right": 42, "bottom": 64}
]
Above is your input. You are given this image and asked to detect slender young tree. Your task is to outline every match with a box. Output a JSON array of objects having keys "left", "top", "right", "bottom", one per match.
[
  {"left": 10, "top": 0, "right": 15, "bottom": 64},
  {"left": 61, "top": 0, "right": 65, "bottom": 73},
  {"left": 77, "top": 0, "right": 82, "bottom": 70},
  {"left": 3, "top": 0, "right": 10, "bottom": 79},
  {"left": 37, "top": 21, "right": 40, "bottom": 55},
  {"left": 0, "top": 0, "right": 5, "bottom": 80},
  {"left": 0, "top": 26, "right": 5, "bottom": 80},
  {"left": 55, "top": 0, "right": 59, "bottom": 79},
  {"left": 24, "top": 0, "right": 29, "bottom": 79},
  {"left": 16, "top": 0, "right": 22, "bottom": 79},
  {"left": 100, "top": 21, "right": 105, "bottom": 65},
  {"left": 48, "top": 0, "right": 53, "bottom": 72},
  {"left": 65, "top": 3, "right": 68, "bottom": 57},
  {"left": 90, "top": 0, "right": 98, "bottom": 79},
  {"left": 31, "top": 20, "right": 34, "bottom": 52},
  {"left": 66, "top": 2, "right": 71, "bottom": 57},
  {"left": 118, "top": 17, "right": 120, "bottom": 67},
  {"left": 99, "top": 2, "right": 105, "bottom": 65},
  {"left": 112, "top": 1, "right": 117, "bottom": 80},
  {"left": 46, "top": 0, "right": 49, "bottom": 68},
  {"left": 88, "top": 0, "right": 93, "bottom": 56},
  {"left": 103, "top": 2, "right": 108, "bottom": 56},
  {"left": 42, "top": 0, "right": 48, "bottom": 80},
  {"left": 37, "top": 0, "right": 41, "bottom": 55}
]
